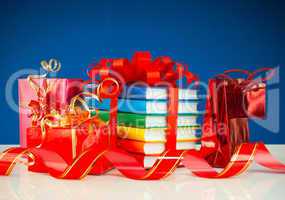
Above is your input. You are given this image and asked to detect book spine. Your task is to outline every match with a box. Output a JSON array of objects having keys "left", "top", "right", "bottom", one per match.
[
  {"left": 86, "top": 97, "right": 199, "bottom": 114},
  {"left": 97, "top": 111, "right": 109, "bottom": 122},
  {"left": 121, "top": 86, "right": 147, "bottom": 99},
  {"left": 122, "top": 114, "right": 146, "bottom": 128},
  {"left": 85, "top": 97, "right": 148, "bottom": 113},
  {"left": 118, "top": 127, "right": 146, "bottom": 141},
  {"left": 85, "top": 97, "right": 111, "bottom": 110},
  {"left": 95, "top": 110, "right": 147, "bottom": 128},
  {"left": 118, "top": 140, "right": 146, "bottom": 154}
]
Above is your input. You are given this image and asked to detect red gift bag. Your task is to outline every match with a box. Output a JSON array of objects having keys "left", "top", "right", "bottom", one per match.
[{"left": 201, "top": 68, "right": 274, "bottom": 167}]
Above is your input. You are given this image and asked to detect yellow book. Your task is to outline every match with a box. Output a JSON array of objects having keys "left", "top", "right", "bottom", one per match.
[{"left": 117, "top": 126, "right": 200, "bottom": 142}]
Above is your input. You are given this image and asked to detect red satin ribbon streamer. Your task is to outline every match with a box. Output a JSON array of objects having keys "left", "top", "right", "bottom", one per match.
[{"left": 0, "top": 143, "right": 285, "bottom": 179}]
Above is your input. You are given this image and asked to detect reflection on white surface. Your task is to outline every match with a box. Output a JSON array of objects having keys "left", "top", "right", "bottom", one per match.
[{"left": 0, "top": 145, "right": 284, "bottom": 200}]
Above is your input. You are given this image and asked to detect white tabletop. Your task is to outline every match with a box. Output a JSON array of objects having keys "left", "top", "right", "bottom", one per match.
[{"left": 0, "top": 145, "right": 284, "bottom": 200}]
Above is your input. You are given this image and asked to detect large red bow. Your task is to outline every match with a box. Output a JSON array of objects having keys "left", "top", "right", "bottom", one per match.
[{"left": 88, "top": 51, "right": 198, "bottom": 86}]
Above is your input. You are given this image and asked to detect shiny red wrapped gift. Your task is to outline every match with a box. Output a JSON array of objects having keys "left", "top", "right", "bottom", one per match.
[
  {"left": 18, "top": 59, "right": 114, "bottom": 174},
  {"left": 26, "top": 111, "right": 113, "bottom": 175},
  {"left": 88, "top": 51, "right": 199, "bottom": 151}
]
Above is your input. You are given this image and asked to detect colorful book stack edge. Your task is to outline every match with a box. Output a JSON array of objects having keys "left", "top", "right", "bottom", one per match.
[{"left": 85, "top": 84, "right": 203, "bottom": 168}]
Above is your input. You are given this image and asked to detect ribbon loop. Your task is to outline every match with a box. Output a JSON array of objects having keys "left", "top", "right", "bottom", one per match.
[
  {"left": 88, "top": 51, "right": 199, "bottom": 87},
  {"left": 27, "top": 59, "right": 62, "bottom": 125},
  {"left": 41, "top": 59, "right": 61, "bottom": 72},
  {"left": 216, "top": 69, "right": 251, "bottom": 81},
  {"left": 96, "top": 78, "right": 120, "bottom": 99}
]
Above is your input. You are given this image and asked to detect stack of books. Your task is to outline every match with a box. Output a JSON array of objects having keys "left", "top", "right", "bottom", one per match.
[{"left": 84, "top": 84, "right": 202, "bottom": 168}]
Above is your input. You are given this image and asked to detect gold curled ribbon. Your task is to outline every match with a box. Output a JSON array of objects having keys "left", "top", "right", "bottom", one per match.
[
  {"left": 69, "top": 92, "right": 101, "bottom": 116},
  {"left": 28, "top": 59, "right": 61, "bottom": 96},
  {"left": 40, "top": 59, "right": 61, "bottom": 73},
  {"left": 27, "top": 59, "right": 62, "bottom": 123},
  {"left": 38, "top": 91, "right": 103, "bottom": 150},
  {"left": 32, "top": 73, "right": 118, "bottom": 160}
]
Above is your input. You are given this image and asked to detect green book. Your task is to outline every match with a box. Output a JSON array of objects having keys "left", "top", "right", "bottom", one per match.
[{"left": 91, "top": 110, "right": 201, "bottom": 128}]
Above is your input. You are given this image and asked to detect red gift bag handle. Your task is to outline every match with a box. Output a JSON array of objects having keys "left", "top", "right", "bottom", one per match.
[
  {"left": 216, "top": 68, "right": 275, "bottom": 83},
  {"left": 216, "top": 69, "right": 251, "bottom": 80},
  {"left": 248, "top": 67, "right": 276, "bottom": 82},
  {"left": 224, "top": 69, "right": 251, "bottom": 76},
  {"left": 242, "top": 67, "right": 275, "bottom": 92}
]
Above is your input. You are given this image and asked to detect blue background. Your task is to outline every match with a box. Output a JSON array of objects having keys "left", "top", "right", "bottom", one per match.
[{"left": 0, "top": 0, "right": 284, "bottom": 144}]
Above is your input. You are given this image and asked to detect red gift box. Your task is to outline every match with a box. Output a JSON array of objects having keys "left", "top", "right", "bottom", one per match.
[
  {"left": 27, "top": 118, "right": 113, "bottom": 174},
  {"left": 18, "top": 59, "right": 114, "bottom": 174}
]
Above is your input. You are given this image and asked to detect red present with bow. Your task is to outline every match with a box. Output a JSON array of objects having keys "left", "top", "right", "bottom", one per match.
[
  {"left": 87, "top": 52, "right": 199, "bottom": 151},
  {"left": 18, "top": 59, "right": 114, "bottom": 174},
  {"left": 26, "top": 108, "right": 113, "bottom": 175},
  {"left": 18, "top": 59, "right": 83, "bottom": 147}
]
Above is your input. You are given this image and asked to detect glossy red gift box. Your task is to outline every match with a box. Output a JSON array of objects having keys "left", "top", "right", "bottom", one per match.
[{"left": 26, "top": 121, "right": 113, "bottom": 174}]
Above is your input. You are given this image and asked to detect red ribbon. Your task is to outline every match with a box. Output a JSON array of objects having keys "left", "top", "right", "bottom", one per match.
[
  {"left": 87, "top": 52, "right": 198, "bottom": 86},
  {"left": 89, "top": 52, "right": 198, "bottom": 152},
  {"left": 1, "top": 143, "right": 285, "bottom": 179},
  {"left": 1, "top": 53, "right": 284, "bottom": 180}
]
